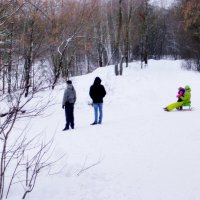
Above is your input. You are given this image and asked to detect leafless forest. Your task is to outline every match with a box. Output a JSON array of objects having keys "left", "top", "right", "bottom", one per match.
[{"left": 0, "top": 0, "right": 199, "bottom": 93}]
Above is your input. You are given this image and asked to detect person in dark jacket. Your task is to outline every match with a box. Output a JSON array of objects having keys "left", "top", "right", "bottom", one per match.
[
  {"left": 89, "top": 77, "right": 106, "bottom": 125},
  {"left": 62, "top": 80, "right": 76, "bottom": 131}
]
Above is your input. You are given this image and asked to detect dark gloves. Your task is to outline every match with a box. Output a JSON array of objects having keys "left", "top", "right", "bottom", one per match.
[{"left": 62, "top": 105, "right": 65, "bottom": 109}]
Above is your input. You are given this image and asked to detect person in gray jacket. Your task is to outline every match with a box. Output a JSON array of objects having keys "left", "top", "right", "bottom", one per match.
[{"left": 62, "top": 80, "right": 76, "bottom": 131}]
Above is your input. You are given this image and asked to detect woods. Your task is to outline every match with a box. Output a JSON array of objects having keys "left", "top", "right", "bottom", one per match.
[{"left": 0, "top": 0, "right": 199, "bottom": 93}]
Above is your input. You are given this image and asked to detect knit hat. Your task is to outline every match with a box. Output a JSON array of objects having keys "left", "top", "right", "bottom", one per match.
[
  {"left": 67, "top": 80, "right": 72, "bottom": 84},
  {"left": 185, "top": 85, "right": 190, "bottom": 90}
]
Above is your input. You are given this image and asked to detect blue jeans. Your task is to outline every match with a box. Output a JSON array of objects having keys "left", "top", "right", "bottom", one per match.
[{"left": 93, "top": 103, "right": 103, "bottom": 124}]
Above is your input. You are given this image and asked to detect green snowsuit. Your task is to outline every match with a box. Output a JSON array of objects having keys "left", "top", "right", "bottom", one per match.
[{"left": 166, "top": 86, "right": 191, "bottom": 111}]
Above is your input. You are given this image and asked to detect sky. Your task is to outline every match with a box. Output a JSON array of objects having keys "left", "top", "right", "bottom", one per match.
[
  {"left": 150, "top": 0, "right": 176, "bottom": 7},
  {"left": 3, "top": 59, "right": 200, "bottom": 200}
]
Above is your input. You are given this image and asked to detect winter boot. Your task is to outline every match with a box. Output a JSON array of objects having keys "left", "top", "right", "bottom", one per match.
[{"left": 63, "top": 126, "right": 69, "bottom": 131}]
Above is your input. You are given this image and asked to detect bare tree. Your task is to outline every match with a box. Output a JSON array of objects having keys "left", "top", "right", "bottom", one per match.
[
  {"left": 47, "top": 0, "right": 98, "bottom": 89},
  {"left": 0, "top": 81, "right": 56, "bottom": 199}
]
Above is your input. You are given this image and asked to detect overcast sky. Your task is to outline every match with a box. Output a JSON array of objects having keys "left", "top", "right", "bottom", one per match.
[{"left": 150, "top": 0, "right": 176, "bottom": 8}]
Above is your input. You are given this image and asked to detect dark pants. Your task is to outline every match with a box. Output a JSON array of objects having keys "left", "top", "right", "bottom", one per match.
[
  {"left": 177, "top": 99, "right": 183, "bottom": 110},
  {"left": 65, "top": 102, "right": 74, "bottom": 129}
]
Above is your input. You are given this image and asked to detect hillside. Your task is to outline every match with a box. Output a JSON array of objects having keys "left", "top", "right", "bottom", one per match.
[{"left": 9, "top": 60, "right": 200, "bottom": 200}]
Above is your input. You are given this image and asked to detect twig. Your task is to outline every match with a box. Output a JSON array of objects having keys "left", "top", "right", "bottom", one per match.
[{"left": 77, "top": 157, "right": 103, "bottom": 176}]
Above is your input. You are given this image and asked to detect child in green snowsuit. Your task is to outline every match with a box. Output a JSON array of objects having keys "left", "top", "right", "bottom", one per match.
[{"left": 164, "top": 85, "right": 191, "bottom": 111}]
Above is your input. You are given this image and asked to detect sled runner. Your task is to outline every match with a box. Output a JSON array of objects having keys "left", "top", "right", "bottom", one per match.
[{"left": 181, "top": 102, "right": 192, "bottom": 111}]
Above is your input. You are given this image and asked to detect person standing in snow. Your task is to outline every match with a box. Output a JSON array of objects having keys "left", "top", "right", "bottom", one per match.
[
  {"left": 62, "top": 80, "right": 76, "bottom": 131},
  {"left": 89, "top": 77, "right": 106, "bottom": 125}
]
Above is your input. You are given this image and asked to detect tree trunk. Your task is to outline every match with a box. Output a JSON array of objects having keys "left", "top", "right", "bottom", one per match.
[
  {"left": 8, "top": 23, "right": 14, "bottom": 94},
  {"left": 24, "top": 20, "right": 34, "bottom": 97}
]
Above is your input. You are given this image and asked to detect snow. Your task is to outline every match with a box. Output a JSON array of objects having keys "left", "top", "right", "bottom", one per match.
[{"left": 8, "top": 59, "right": 200, "bottom": 200}]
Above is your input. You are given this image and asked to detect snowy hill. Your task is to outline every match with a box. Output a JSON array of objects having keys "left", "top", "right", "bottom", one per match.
[{"left": 10, "top": 60, "right": 200, "bottom": 200}]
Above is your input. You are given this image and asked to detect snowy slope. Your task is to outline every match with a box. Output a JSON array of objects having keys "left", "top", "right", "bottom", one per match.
[{"left": 9, "top": 60, "right": 200, "bottom": 200}]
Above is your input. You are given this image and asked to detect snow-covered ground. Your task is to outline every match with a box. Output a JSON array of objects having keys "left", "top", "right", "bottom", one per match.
[{"left": 9, "top": 60, "right": 200, "bottom": 199}]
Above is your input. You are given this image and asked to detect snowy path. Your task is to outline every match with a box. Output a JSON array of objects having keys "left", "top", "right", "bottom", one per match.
[{"left": 10, "top": 60, "right": 200, "bottom": 200}]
